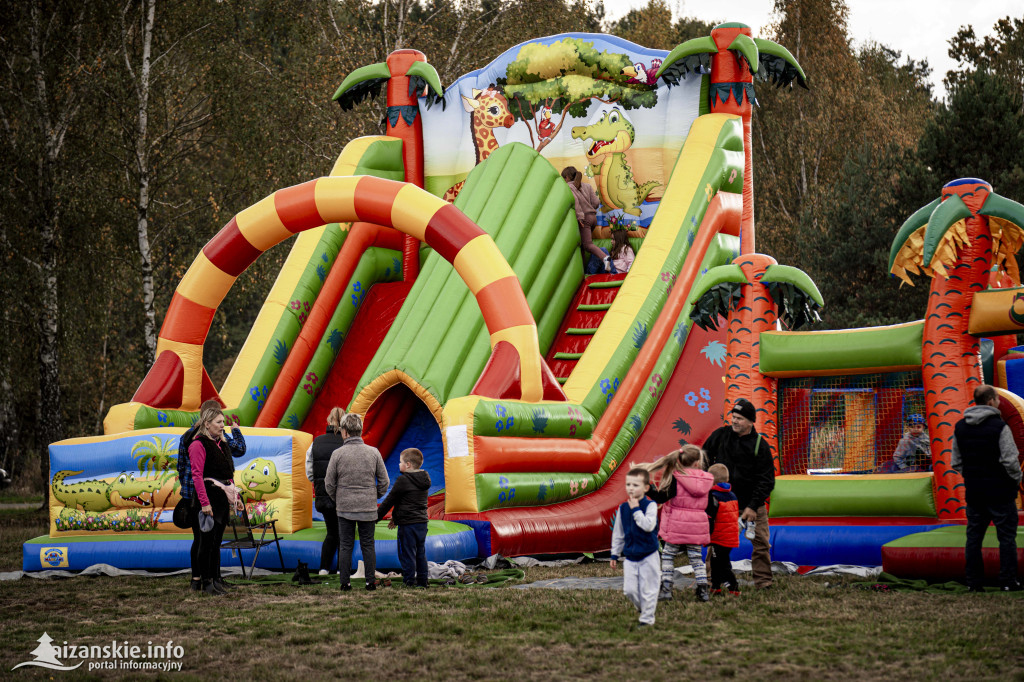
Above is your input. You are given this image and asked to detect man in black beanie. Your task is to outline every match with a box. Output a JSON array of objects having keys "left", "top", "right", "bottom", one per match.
[{"left": 704, "top": 398, "right": 775, "bottom": 589}]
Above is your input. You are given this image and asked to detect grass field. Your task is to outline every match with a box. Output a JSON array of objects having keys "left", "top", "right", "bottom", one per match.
[{"left": 2, "top": 506, "right": 1023, "bottom": 680}]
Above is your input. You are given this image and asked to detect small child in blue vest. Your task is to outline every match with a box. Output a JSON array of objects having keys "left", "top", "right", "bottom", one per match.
[{"left": 610, "top": 467, "right": 660, "bottom": 626}]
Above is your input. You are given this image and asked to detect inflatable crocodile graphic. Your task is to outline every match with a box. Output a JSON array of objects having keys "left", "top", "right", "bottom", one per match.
[
  {"left": 235, "top": 457, "right": 280, "bottom": 502},
  {"left": 571, "top": 106, "right": 659, "bottom": 217},
  {"left": 51, "top": 470, "right": 162, "bottom": 512}
]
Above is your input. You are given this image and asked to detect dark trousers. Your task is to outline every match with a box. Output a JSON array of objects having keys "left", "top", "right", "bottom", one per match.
[
  {"left": 188, "top": 498, "right": 202, "bottom": 580},
  {"left": 397, "top": 522, "right": 429, "bottom": 586},
  {"left": 197, "top": 521, "right": 226, "bottom": 582},
  {"left": 708, "top": 544, "right": 737, "bottom": 590},
  {"left": 337, "top": 517, "right": 376, "bottom": 587},
  {"left": 319, "top": 512, "right": 340, "bottom": 573},
  {"left": 965, "top": 496, "right": 1019, "bottom": 588}
]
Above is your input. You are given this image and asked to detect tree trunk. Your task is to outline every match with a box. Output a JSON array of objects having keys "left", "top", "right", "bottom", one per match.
[
  {"left": 724, "top": 254, "right": 780, "bottom": 468},
  {"left": 922, "top": 216, "right": 990, "bottom": 519},
  {"left": 130, "top": 0, "right": 158, "bottom": 367}
]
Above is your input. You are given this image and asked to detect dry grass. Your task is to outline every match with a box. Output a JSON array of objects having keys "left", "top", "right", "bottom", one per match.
[{"left": 2, "top": 510, "right": 1023, "bottom": 680}]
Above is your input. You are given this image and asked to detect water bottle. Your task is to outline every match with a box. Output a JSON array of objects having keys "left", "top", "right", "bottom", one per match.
[{"left": 744, "top": 520, "right": 756, "bottom": 541}]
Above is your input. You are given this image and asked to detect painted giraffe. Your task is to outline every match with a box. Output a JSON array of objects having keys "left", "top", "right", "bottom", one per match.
[{"left": 442, "top": 86, "right": 514, "bottom": 203}]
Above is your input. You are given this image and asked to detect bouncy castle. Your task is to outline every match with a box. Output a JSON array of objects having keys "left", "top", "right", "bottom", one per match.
[{"left": 26, "top": 24, "right": 1024, "bottom": 580}]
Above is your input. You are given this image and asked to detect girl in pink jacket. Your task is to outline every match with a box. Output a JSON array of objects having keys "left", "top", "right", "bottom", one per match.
[{"left": 642, "top": 444, "right": 715, "bottom": 602}]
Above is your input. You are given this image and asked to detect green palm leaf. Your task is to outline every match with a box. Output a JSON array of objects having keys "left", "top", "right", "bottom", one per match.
[
  {"left": 753, "top": 39, "right": 808, "bottom": 88},
  {"left": 888, "top": 198, "right": 941, "bottom": 284},
  {"left": 762, "top": 264, "right": 824, "bottom": 329},
  {"left": 406, "top": 61, "right": 445, "bottom": 109},
  {"left": 727, "top": 34, "right": 759, "bottom": 75},
  {"left": 980, "top": 192, "right": 1024, "bottom": 227},
  {"left": 333, "top": 62, "right": 392, "bottom": 111},
  {"left": 689, "top": 264, "right": 746, "bottom": 331},
  {"left": 655, "top": 36, "right": 716, "bottom": 86},
  {"left": 922, "top": 194, "right": 973, "bottom": 270}
]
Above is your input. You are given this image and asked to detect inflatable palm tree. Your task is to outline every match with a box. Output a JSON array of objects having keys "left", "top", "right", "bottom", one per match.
[
  {"left": 333, "top": 52, "right": 444, "bottom": 281},
  {"left": 889, "top": 178, "right": 1024, "bottom": 518},
  {"left": 690, "top": 253, "right": 822, "bottom": 467},
  {"left": 656, "top": 23, "right": 807, "bottom": 254}
]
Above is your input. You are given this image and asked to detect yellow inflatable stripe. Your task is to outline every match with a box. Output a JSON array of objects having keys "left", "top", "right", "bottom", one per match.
[
  {"left": 102, "top": 402, "right": 143, "bottom": 435},
  {"left": 348, "top": 369, "right": 444, "bottom": 424},
  {"left": 391, "top": 183, "right": 445, "bottom": 241},
  {"left": 237, "top": 194, "right": 292, "bottom": 252},
  {"left": 562, "top": 114, "right": 737, "bottom": 401},
  {"left": 152, "top": 339, "right": 205, "bottom": 410},
  {"left": 178, "top": 252, "right": 237, "bottom": 310},
  {"left": 330, "top": 136, "right": 394, "bottom": 177},
  {"left": 220, "top": 228, "right": 327, "bottom": 405},
  {"left": 441, "top": 395, "right": 481, "bottom": 513},
  {"left": 489, "top": 324, "right": 543, "bottom": 402},
  {"left": 454, "top": 235, "right": 515, "bottom": 295},
  {"left": 314, "top": 176, "right": 358, "bottom": 221}
]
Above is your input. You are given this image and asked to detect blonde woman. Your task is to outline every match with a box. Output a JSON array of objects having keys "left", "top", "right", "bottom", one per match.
[
  {"left": 188, "top": 404, "right": 241, "bottom": 595},
  {"left": 305, "top": 407, "right": 346, "bottom": 575}
]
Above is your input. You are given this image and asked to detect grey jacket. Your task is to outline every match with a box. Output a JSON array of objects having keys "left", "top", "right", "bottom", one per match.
[
  {"left": 951, "top": 405, "right": 1023, "bottom": 483},
  {"left": 324, "top": 436, "right": 390, "bottom": 519}
]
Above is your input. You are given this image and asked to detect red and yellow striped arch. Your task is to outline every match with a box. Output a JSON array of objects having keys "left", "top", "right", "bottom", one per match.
[{"left": 136, "top": 175, "right": 544, "bottom": 411}]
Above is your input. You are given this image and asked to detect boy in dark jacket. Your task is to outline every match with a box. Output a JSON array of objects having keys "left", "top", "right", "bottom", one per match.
[
  {"left": 706, "top": 463, "right": 740, "bottom": 595},
  {"left": 377, "top": 448, "right": 432, "bottom": 587}
]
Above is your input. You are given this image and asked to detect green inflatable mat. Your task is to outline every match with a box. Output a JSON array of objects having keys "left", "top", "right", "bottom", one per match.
[{"left": 769, "top": 475, "right": 937, "bottom": 518}]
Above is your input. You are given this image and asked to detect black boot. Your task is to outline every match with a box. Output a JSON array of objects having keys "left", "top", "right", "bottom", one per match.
[
  {"left": 695, "top": 584, "right": 710, "bottom": 602},
  {"left": 202, "top": 580, "right": 226, "bottom": 595},
  {"left": 189, "top": 578, "right": 203, "bottom": 592}
]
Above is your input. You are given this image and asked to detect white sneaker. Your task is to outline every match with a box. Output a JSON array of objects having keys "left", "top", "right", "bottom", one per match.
[{"left": 318, "top": 569, "right": 329, "bottom": 576}]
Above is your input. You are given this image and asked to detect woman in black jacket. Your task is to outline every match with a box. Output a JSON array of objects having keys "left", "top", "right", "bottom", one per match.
[{"left": 305, "top": 407, "right": 346, "bottom": 575}]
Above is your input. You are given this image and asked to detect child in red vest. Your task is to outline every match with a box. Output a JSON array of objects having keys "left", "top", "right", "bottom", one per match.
[{"left": 707, "top": 463, "right": 740, "bottom": 595}]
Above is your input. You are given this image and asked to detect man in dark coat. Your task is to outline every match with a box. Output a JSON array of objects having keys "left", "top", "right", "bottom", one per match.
[
  {"left": 704, "top": 398, "right": 775, "bottom": 589},
  {"left": 952, "top": 384, "right": 1022, "bottom": 592}
]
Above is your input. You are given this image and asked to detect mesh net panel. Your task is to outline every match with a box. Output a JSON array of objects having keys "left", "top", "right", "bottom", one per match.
[{"left": 778, "top": 371, "right": 925, "bottom": 475}]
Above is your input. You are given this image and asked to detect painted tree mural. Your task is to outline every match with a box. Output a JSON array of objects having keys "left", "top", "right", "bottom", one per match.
[
  {"left": 497, "top": 37, "right": 658, "bottom": 153},
  {"left": 889, "top": 177, "right": 1024, "bottom": 519}
]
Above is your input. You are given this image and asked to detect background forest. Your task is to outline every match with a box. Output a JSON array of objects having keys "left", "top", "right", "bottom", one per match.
[{"left": 1, "top": 0, "right": 1022, "bottom": 491}]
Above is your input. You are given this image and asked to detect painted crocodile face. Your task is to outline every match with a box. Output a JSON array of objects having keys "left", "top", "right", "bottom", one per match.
[
  {"left": 108, "top": 472, "right": 161, "bottom": 508},
  {"left": 236, "top": 458, "right": 280, "bottom": 500},
  {"left": 571, "top": 107, "right": 635, "bottom": 161}
]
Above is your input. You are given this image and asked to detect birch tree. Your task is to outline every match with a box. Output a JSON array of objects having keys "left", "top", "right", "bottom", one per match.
[
  {"left": 0, "top": 0, "right": 105, "bottom": 492},
  {"left": 112, "top": 0, "right": 212, "bottom": 365}
]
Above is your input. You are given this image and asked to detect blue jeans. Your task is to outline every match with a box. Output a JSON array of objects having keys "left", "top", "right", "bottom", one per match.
[
  {"left": 397, "top": 523, "right": 429, "bottom": 586},
  {"left": 584, "top": 247, "right": 618, "bottom": 275}
]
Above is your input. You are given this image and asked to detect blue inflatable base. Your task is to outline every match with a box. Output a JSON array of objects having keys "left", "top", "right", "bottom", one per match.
[
  {"left": 727, "top": 523, "right": 956, "bottom": 566},
  {"left": 23, "top": 521, "right": 478, "bottom": 573}
]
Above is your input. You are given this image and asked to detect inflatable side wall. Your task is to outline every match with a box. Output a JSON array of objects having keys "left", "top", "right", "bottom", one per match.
[{"left": 48, "top": 428, "right": 312, "bottom": 536}]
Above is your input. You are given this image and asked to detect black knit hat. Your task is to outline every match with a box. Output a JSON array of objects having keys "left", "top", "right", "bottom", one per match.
[{"left": 730, "top": 398, "right": 756, "bottom": 422}]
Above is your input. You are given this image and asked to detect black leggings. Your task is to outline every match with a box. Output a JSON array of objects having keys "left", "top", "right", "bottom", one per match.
[
  {"left": 189, "top": 498, "right": 202, "bottom": 580},
  {"left": 320, "top": 510, "right": 340, "bottom": 573}
]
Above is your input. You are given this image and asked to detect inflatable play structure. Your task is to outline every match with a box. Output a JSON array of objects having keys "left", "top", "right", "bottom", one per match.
[{"left": 26, "top": 25, "right": 1024, "bottom": 581}]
